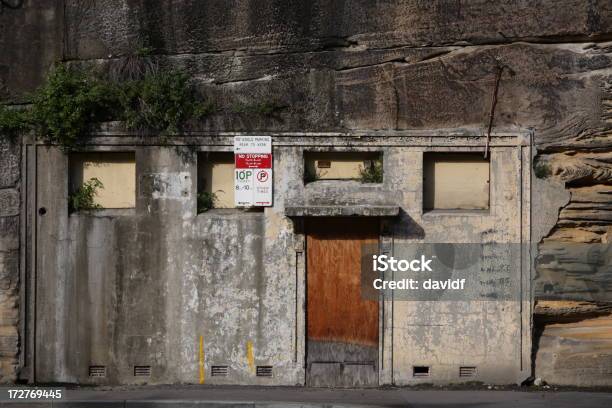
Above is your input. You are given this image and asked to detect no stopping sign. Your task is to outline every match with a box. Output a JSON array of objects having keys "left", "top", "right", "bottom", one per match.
[{"left": 234, "top": 137, "right": 273, "bottom": 207}]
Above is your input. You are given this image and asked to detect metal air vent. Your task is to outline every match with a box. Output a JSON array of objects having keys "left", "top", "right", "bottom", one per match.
[
  {"left": 256, "top": 366, "right": 273, "bottom": 377},
  {"left": 413, "top": 366, "right": 430, "bottom": 377},
  {"left": 211, "top": 365, "right": 229, "bottom": 377},
  {"left": 89, "top": 365, "right": 106, "bottom": 377},
  {"left": 459, "top": 366, "right": 477, "bottom": 377},
  {"left": 134, "top": 365, "right": 151, "bottom": 377}
]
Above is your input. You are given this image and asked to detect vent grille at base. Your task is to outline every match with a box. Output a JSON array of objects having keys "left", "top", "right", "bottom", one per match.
[
  {"left": 413, "top": 366, "right": 430, "bottom": 377},
  {"left": 460, "top": 366, "right": 477, "bottom": 377},
  {"left": 134, "top": 365, "right": 151, "bottom": 377},
  {"left": 211, "top": 365, "right": 229, "bottom": 377},
  {"left": 256, "top": 366, "right": 273, "bottom": 377},
  {"left": 89, "top": 366, "right": 106, "bottom": 377}
]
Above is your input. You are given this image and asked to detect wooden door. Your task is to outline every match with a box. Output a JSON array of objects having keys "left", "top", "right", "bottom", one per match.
[{"left": 306, "top": 218, "right": 379, "bottom": 387}]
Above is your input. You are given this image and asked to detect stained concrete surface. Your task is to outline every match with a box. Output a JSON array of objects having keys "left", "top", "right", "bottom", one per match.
[
  {"left": 31, "top": 135, "right": 531, "bottom": 386},
  {"left": 2, "top": 386, "right": 612, "bottom": 407}
]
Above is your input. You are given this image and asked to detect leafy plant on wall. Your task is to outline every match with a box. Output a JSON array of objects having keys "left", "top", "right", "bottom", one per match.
[
  {"left": 69, "top": 177, "right": 104, "bottom": 213},
  {"left": 197, "top": 191, "right": 218, "bottom": 213},
  {"left": 118, "top": 70, "right": 214, "bottom": 135},
  {"left": 0, "top": 64, "right": 215, "bottom": 150},
  {"left": 0, "top": 105, "right": 29, "bottom": 142},
  {"left": 29, "top": 65, "right": 118, "bottom": 149},
  {"left": 359, "top": 159, "right": 383, "bottom": 183}
]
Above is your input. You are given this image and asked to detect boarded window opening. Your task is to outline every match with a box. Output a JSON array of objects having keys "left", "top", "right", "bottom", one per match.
[
  {"left": 197, "top": 152, "right": 235, "bottom": 210},
  {"left": 304, "top": 152, "right": 382, "bottom": 183},
  {"left": 69, "top": 152, "right": 136, "bottom": 209},
  {"left": 423, "top": 153, "right": 489, "bottom": 211}
]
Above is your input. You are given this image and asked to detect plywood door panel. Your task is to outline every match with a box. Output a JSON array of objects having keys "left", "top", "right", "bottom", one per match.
[
  {"left": 306, "top": 218, "right": 379, "bottom": 387},
  {"left": 307, "top": 222, "right": 379, "bottom": 345}
]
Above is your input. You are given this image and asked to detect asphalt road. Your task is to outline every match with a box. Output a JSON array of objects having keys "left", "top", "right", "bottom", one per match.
[{"left": 2, "top": 386, "right": 612, "bottom": 407}]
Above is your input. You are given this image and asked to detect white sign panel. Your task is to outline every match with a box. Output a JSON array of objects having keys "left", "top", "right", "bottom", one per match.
[
  {"left": 234, "top": 136, "right": 272, "bottom": 207},
  {"left": 234, "top": 168, "right": 254, "bottom": 206},
  {"left": 234, "top": 136, "right": 272, "bottom": 154},
  {"left": 253, "top": 168, "right": 272, "bottom": 206}
]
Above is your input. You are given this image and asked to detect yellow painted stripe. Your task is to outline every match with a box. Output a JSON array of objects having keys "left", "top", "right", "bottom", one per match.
[
  {"left": 199, "top": 335, "right": 205, "bottom": 384},
  {"left": 247, "top": 340, "right": 255, "bottom": 373}
]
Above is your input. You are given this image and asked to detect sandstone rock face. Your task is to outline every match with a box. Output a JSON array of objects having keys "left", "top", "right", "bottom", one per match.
[
  {"left": 535, "top": 301, "right": 612, "bottom": 386},
  {"left": 0, "top": 0, "right": 62, "bottom": 103},
  {"left": 1, "top": 0, "right": 611, "bottom": 385}
]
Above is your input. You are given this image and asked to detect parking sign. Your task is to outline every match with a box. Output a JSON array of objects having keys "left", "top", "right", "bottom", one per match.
[{"left": 234, "top": 137, "right": 272, "bottom": 207}]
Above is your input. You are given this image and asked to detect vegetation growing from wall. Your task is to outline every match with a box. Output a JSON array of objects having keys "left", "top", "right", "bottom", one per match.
[
  {"left": 0, "top": 64, "right": 216, "bottom": 150},
  {"left": 30, "top": 65, "right": 118, "bottom": 149},
  {"left": 359, "top": 159, "right": 383, "bottom": 183},
  {"left": 533, "top": 157, "right": 552, "bottom": 179},
  {"left": 197, "top": 191, "right": 217, "bottom": 212},
  {"left": 119, "top": 70, "right": 215, "bottom": 135},
  {"left": 109, "top": 46, "right": 158, "bottom": 82},
  {"left": 0, "top": 105, "right": 29, "bottom": 142},
  {"left": 69, "top": 177, "right": 104, "bottom": 212}
]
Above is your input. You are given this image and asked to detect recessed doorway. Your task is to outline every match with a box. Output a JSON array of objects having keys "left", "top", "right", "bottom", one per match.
[{"left": 305, "top": 218, "right": 380, "bottom": 387}]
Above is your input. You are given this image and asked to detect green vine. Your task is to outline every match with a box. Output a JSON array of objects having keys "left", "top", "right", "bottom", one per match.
[
  {"left": 359, "top": 159, "right": 384, "bottom": 183},
  {"left": 30, "top": 65, "right": 117, "bottom": 149},
  {"left": 197, "top": 191, "right": 218, "bottom": 212},
  {"left": 69, "top": 178, "right": 104, "bottom": 213},
  {"left": 1, "top": 62, "right": 284, "bottom": 149},
  {"left": 533, "top": 158, "right": 552, "bottom": 179},
  {"left": 0, "top": 105, "right": 29, "bottom": 142},
  {"left": 0, "top": 64, "right": 216, "bottom": 150},
  {"left": 119, "top": 70, "right": 215, "bottom": 135}
]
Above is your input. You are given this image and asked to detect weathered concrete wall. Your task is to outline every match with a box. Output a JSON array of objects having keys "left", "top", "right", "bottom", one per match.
[
  {"left": 1, "top": 0, "right": 612, "bottom": 385},
  {"left": 35, "top": 144, "right": 301, "bottom": 385},
  {"left": 32, "top": 133, "right": 531, "bottom": 385}
]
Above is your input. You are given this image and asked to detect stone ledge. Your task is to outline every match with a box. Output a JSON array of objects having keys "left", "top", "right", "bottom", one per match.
[{"left": 285, "top": 205, "right": 399, "bottom": 217}]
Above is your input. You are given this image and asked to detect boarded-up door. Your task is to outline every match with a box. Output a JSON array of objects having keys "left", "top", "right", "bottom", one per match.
[{"left": 306, "top": 218, "right": 379, "bottom": 387}]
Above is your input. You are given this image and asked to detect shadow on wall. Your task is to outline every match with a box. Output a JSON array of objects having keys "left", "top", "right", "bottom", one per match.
[{"left": 393, "top": 209, "right": 425, "bottom": 241}]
